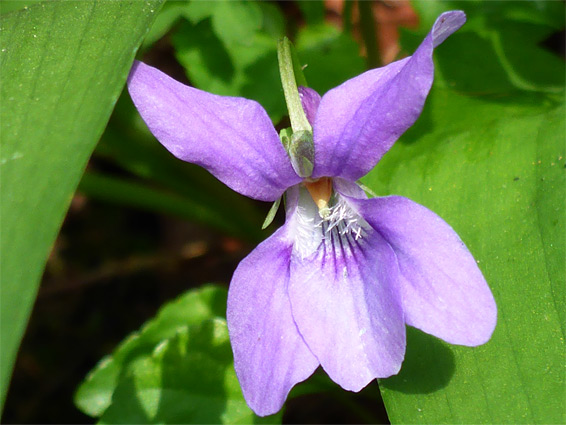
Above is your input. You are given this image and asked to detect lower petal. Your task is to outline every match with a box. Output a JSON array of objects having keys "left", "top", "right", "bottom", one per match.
[
  {"left": 288, "top": 201, "right": 405, "bottom": 391},
  {"left": 349, "top": 195, "right": 497, "bottom": 346},
  {"left": 226, "top": 226, "right": 319, "bottom": 416}
]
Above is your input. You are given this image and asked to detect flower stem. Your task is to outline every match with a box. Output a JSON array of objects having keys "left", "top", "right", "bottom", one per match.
[
  {"left": 358, "top": 0, "right": 381, "bottom": 69},
  {"left": 277, "top": 37, "right": 312, "bottom": 133},
  {"left": 343, "top": 0, "right": 353, "bottom": 33}
]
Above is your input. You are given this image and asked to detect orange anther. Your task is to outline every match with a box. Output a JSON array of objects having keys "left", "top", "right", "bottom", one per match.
[{"left": 304, "top": 177, "right": 333, "bottom": 211}]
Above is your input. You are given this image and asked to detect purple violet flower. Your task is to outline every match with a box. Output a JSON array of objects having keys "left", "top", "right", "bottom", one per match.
[{"left": 128, "top": 10, "right": 496, "bottom": 417}]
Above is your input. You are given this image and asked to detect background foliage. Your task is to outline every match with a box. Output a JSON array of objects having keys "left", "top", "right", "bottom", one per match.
[{"left": 1, "top": 0, "right": 564, "bottom": 423}]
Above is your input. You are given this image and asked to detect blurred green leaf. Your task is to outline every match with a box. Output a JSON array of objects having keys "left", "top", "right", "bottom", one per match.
[
  {"left": 99, "top": 320, "right": 280, "bottom": 424},
  {"left": 413, "top": 0, "right": 565, "bottom": 32},
  {"left": 76, "top": 286, "right": 280, "bottom": 424},
  {"left": 406, "top": 0, "right": 565, "bottom": 93},
  {"left": 170, "top": 1, "right": 364, "bottom": 121},
  {"left": 491, "top": 21, "right": 565, "bottom": 91},
  {"left": 365, "top": 23, "right": 565, "bottom": 422},
  {"left": 140, "top": 1, "right": 191, "bottom": 49},
  {"left": 171, "top": 0, "right": 286, "bottom": 122},
  {"left": 296, "top": 23, "right": 365, "bottom": 95},
  {"left": 0, "top": 0, "right": 162, "bottom": 410},
  {"left": 296, "top": 1, "right": 325, "bottom": 25},
  {"left": 75, "top": 285, "right": 228, "bottom": 418},
  {"left": 78, "top": 172, "right": 255, "bottom": 239},
  {"left": 211, "top": 0, "right": 263, "bottom": 44}
]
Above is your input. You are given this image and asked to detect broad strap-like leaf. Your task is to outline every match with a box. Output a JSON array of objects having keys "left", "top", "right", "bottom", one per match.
[
  {"left": 0, "top": 0, "right": 163, "bottom": 410},
  {"left": 366, "top": 88, "right": 564, "bottom": 424}
]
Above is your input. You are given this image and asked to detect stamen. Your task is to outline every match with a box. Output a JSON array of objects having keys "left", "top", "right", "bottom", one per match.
[{"left": 292, "top": 187, "right": 370, "bottom": 260}]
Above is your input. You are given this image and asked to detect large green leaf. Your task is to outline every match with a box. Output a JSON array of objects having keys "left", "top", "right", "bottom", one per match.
[
  {"left": 365, "top": 85, "right": 564, "bottom": 425},
  {"left": 366, "top": 4, "right": 565, "bottom": 423},
  {"left": 0, "top": 0, "right": 163, "bottom": 410},
  {"left": 0, "top": 1, "right": 43, "bottom": 14}
]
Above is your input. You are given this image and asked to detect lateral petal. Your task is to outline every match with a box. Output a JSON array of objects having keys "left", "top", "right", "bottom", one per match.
[
  {"left": 226, "top": 225, "right": 319, "bottom": 416},
  {"left": 311, "top": 11, "right": 466, "bottom": 180},
  {"left": 349, "top": 195, "right": 497, "bottom": 346},
  {"left": 288, "top": 192, "right": 405, "bottom": 391},
  {"left": 128, "top": 61, "right": 300, "bottom": 201}
]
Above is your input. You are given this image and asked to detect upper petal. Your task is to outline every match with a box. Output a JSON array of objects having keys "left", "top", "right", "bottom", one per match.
[
  {"left": 349, "top": 195, "right": 497, "bottom": 346},
  {"left": 127, "top": 61, "right": 300, "bottom": 201},
  {"left": 311, "top": 11, "right": 466, "bottom": 180},
  {"left": 226, "top": 224, "right": 319, "bottom": 416},
  {"left": 287, "top": 190, "right": 405, "bottom": 390},
  {"left": 298, "top": 86, "right": 321, "bottom": 127}
]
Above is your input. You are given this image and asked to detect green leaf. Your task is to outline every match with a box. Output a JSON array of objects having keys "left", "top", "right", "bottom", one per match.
[
  {"left": 374, "top": 9, "right": 564, "bottom": 421},
  {"left": 98, "top": 319, "right": 280, "bottom": 424},
  {"left": 140, "top": 1, "right": 192, "bottom": 49},
  {"left": 0, "top": 1, "right": 42, "bottom": 14},
  {"left": 296, "top": 0, "right": 325, "bottom": 24},
  {"left": 75, "top": 285, "right": 228, "bottom": 418},
  {"left": 296, "top": 23, "right": 365, "bottom": 95},
  {"left": 0, "top": 0, "right": 162, "bottom": 410},
  {"left": 406, "top": 1, "right": 565, "bottom": 93},
  {"left": 413, "top": 0, "right": 565, "bottom": 32},
  {"left": 365, "top": 88, "right": 564, "bottom": 423},
  {"left": 171, "top": 1, "right": 363, "bottom": 121},
  {"left": 76, "top": 287, "right": 280, "bottom": 424}
]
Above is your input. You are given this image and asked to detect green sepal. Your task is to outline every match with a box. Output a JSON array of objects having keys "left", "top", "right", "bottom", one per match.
[
  {"left": 280, "top": 127, "right": 314, "bottom": 178},
  {"left": 357, "top": 181, "right": 378, "bottom": 198},
  {"left": 279, "top": 127, "right": 293, "bottom": 150},
  {"left": 277, "top": 37, "right": 312, "bottom": 133},
  {"left": 288, "top": 130, "right": 314, "bottom": 178},
  {"left": 261, "top": 197, "right": 282, "bottom": 230}
]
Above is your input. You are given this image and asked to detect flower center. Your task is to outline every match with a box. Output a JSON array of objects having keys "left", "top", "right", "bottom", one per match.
[
  {"left": 292, "top": 182, "right": 370, "bottom": 259},
  {"left": 304, "top": 177, "right": 332, "bottom": 218}
]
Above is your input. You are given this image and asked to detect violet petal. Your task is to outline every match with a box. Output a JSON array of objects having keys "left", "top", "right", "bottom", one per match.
[
  {"left": 311, "top": 11, "right": 466, "bottom": 180},
  {"left": 298, "top": 86, "right": 321, "bottom": 127},
  {"left": 348, "top": 195, "right": 497, "bottom": 346},
  {"left": 226, "top": 225, "right": 319, "bottom": 417},
  {"left": 127, "top": 61, "right": 300, "bottom": 201},
  {"left": 288, "top": 196, "right": 405, "bottom": 390}
]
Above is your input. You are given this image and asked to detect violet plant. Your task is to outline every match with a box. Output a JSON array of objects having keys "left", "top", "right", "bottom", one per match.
[{"left": 127, "top": 10, "right": 496, "bottom": 417}]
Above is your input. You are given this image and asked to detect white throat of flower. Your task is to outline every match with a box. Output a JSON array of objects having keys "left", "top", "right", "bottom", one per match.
[{"left": 291, "top": 181, "right": 370, "bottom": 259}]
